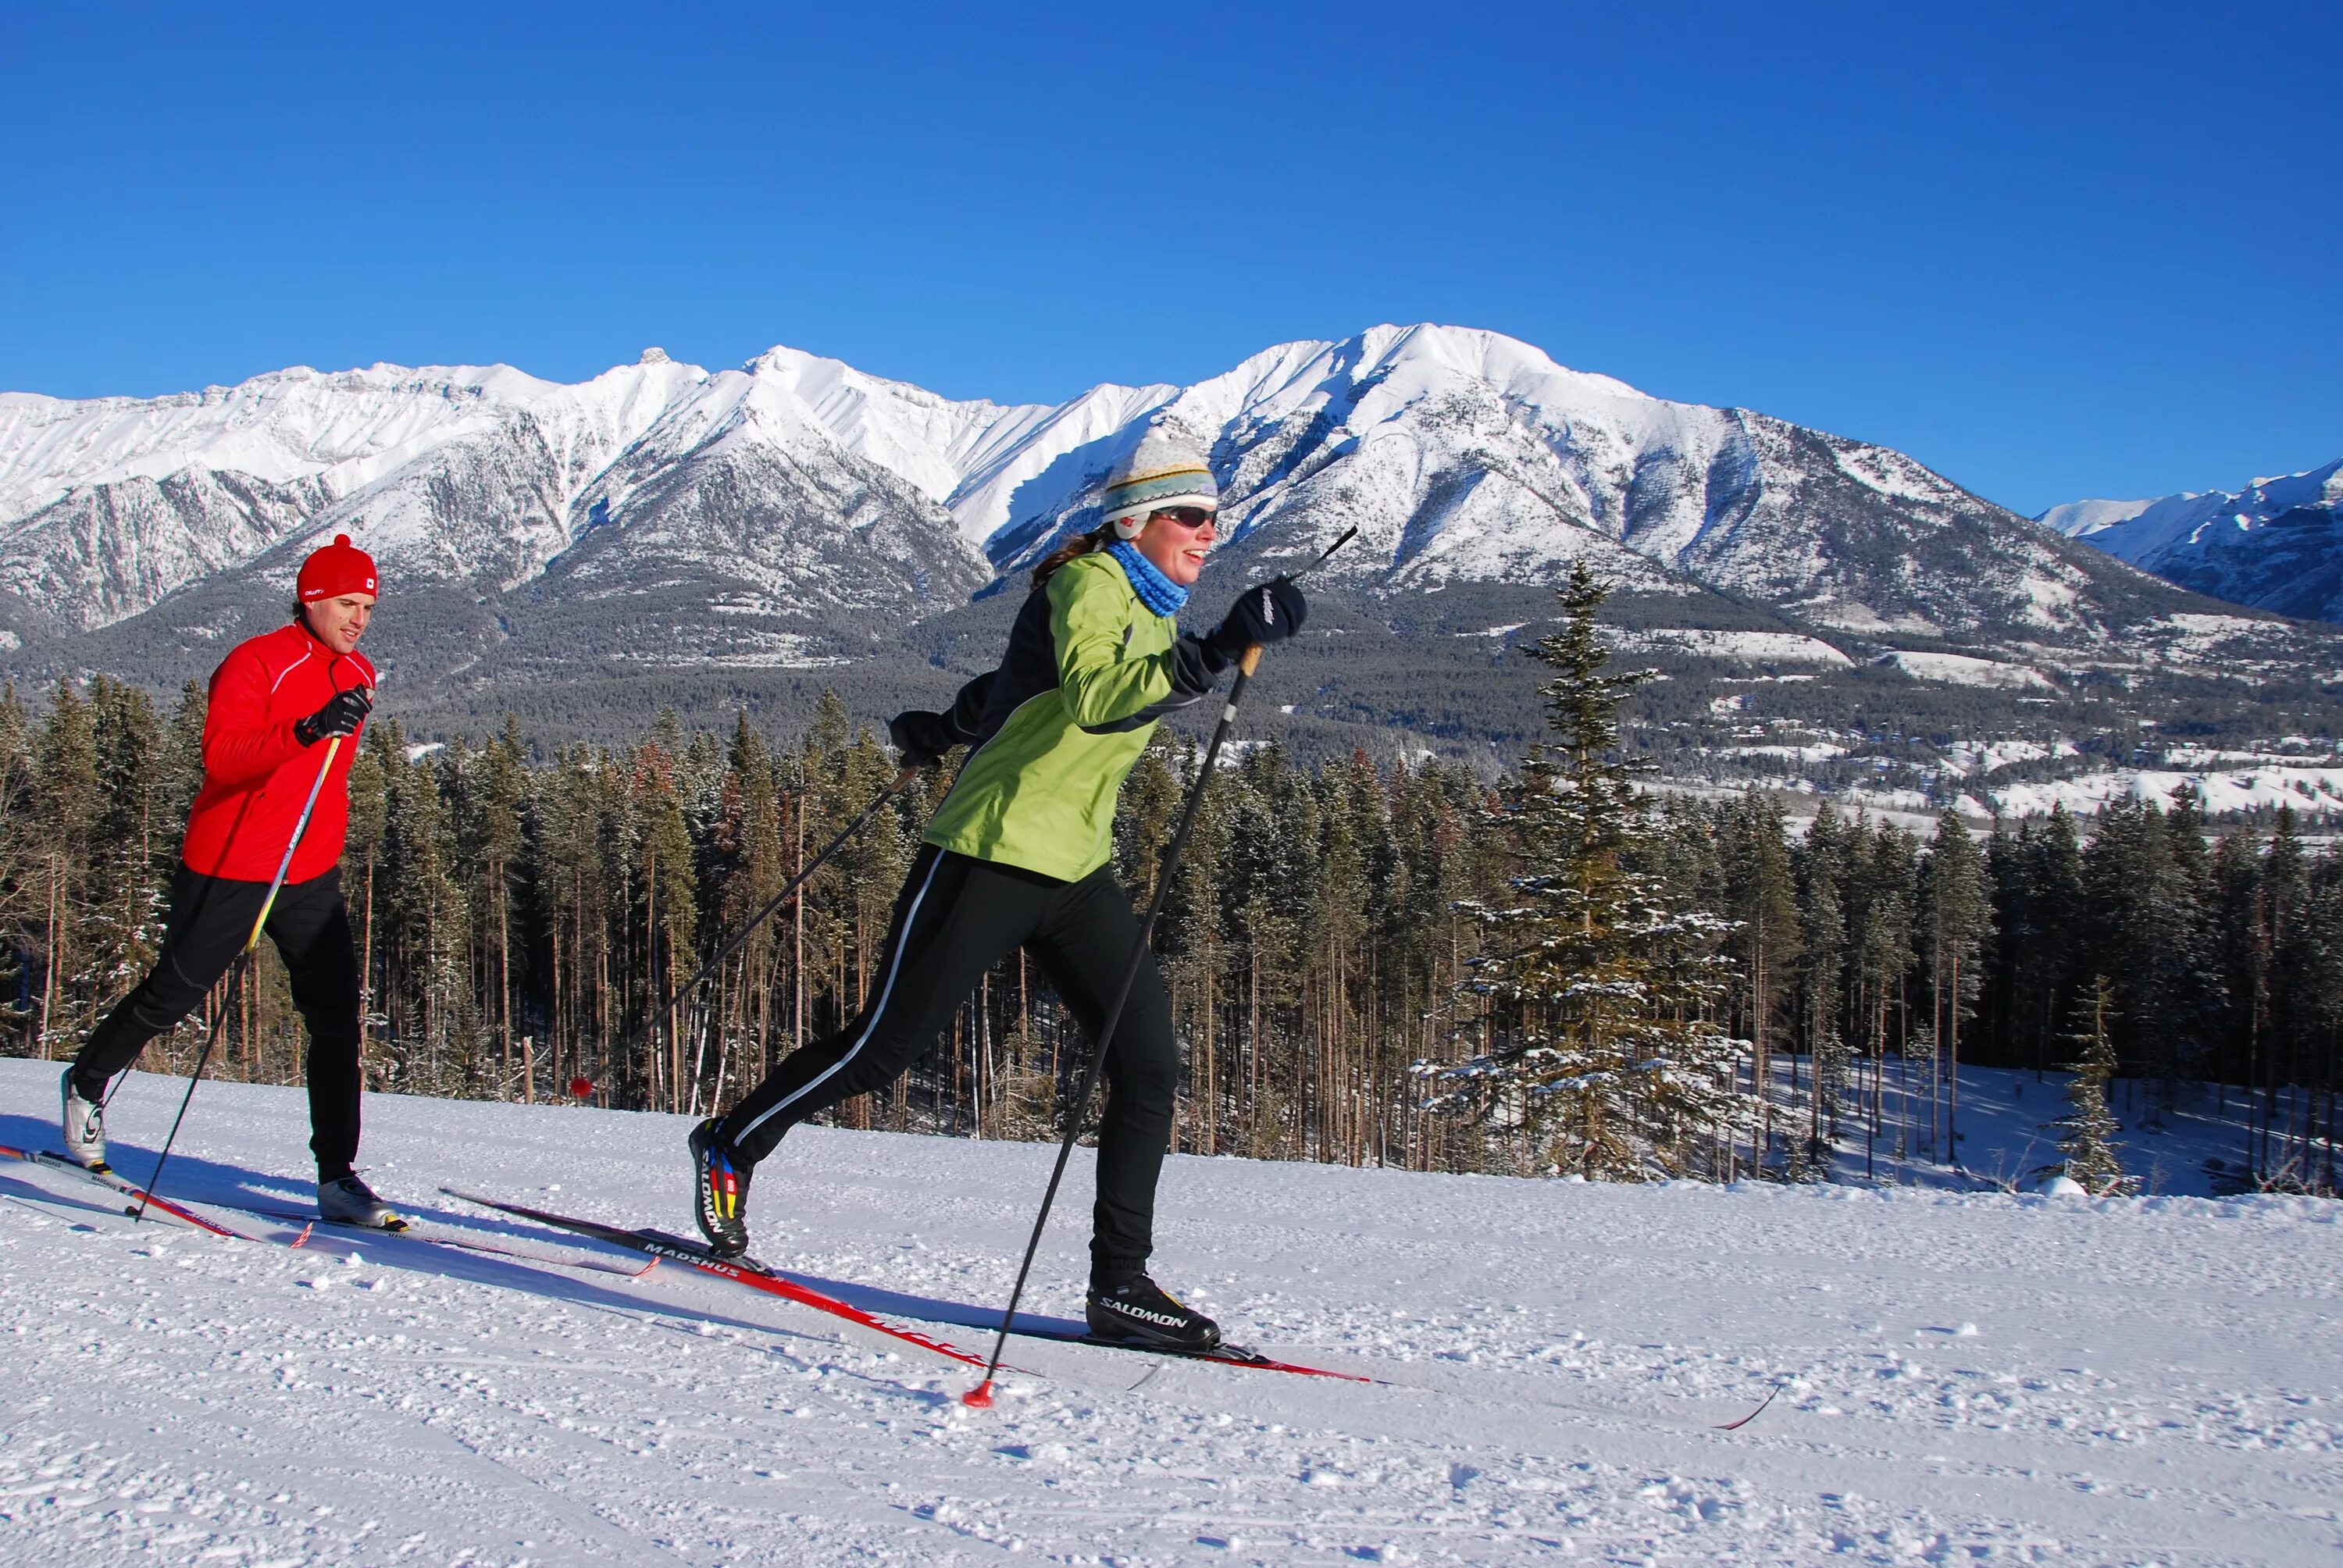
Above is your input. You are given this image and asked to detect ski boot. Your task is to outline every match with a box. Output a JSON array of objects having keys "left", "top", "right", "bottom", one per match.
[
  {"left": 690, "top": 1119, "right": 753, "bottom": 1257},
  {"left": 1086, "top": 1275, "right": 1221, "bottom": 1352},
  {"left": 59, "top": 1068, "right": 107, "bottom": 1170},
  {"left": 318, "top": 1173, "right": 403, "bottom": 1228}
]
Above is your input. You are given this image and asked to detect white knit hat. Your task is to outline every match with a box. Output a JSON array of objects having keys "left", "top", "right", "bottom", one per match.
[{"left": 1100, "top": 427, "right": 1218, "bottom": 540}]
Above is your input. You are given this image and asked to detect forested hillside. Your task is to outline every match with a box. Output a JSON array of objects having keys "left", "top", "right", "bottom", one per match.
[{"left": 2, "top": 588, "right": 2336, "bottom": 1196}]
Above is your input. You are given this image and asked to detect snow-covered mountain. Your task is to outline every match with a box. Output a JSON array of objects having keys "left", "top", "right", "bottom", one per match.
[
  {"left": 2043, "top": 458, "right": 2343, "bottom": 621},
  {"left": 1, "top": 326, "right": 2213, "bottom": 676}
]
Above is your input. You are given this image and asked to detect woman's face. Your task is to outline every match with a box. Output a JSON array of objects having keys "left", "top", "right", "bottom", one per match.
[{"left": 1133, "top": 507, "right": 1218, "bottom": 588}]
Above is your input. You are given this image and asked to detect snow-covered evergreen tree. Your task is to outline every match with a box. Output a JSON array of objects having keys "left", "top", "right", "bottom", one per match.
[
  {"left": 1420, "top": 562, "right": 1754, "bottom": 1181},
  {"left": 2042, "top": 974, "right": 2133, "bottom": 1196}
]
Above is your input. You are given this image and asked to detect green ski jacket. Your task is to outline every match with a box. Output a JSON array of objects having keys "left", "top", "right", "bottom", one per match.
[{"left": 922, "top": 551, "right": 1221, "bottom": 882}]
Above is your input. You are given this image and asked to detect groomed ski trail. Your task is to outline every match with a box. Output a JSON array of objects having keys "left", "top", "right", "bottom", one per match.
[{"left": 5, "top": 1061, "right": 2338, "bottom": 1566}]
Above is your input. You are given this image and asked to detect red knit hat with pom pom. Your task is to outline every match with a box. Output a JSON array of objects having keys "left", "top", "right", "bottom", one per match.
[{"left": 298, "top": 534, "right": 379, "bottom": 602}]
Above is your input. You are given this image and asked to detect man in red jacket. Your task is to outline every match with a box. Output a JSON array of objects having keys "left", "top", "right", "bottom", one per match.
[{"left": 60, "top": 533, "right": 395, "bottom": 1227}]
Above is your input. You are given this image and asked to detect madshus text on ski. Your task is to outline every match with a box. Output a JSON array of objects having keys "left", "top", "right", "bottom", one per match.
[{"left": 41, "top": 430, "right": 1322, "bottom": 1358}]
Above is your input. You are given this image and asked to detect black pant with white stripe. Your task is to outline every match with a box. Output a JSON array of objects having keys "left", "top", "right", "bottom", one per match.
[{"left": 715, "top": 845, "right": 1179, "bottom": 1285}]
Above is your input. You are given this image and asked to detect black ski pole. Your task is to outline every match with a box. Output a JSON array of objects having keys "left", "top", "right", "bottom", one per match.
[
  {"left": 136, "top": 725, "right": 355, "bottom": 1221},
  {"left": 964, "top": 525, "right": 1355, "bottom": 1408},
  {"left": 627, "top": 764, "right": 922, "bottom": 1078}
]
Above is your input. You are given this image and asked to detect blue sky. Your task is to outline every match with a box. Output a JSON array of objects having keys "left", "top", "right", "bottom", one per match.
[{"left": 2, "top": 2, "right": 2334, "bottom": 515}]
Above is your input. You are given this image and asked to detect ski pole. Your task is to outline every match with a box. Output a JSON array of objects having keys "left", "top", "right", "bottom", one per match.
[
  {"left": 135, "top": 728, "right": 353, "bottom": 1222},
  {"left": 626, "top": 764, "right": 921, "bottom": 1074},
  {"left": 964, "top": 524, "right": 1356, "bottom": 1408}
]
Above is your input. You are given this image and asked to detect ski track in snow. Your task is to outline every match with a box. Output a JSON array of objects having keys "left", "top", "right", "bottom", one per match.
[{"left": 0, "top": 1060, "right": 2336, "bottom": 1566}]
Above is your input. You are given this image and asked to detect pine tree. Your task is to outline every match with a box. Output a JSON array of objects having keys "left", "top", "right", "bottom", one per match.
[
  {"left": 34, "top": 681, "right": 99, "bottom": 1053},
  {"left": 376, "top": 721, "right": 473, "bottom": 1094},
  {"left": 0, "top": 685, "right": 37, "bottom": 1049},
  {"left": 453, "top": 720, "right": 531, "bottom": 1096},
  {"left": 1718, "top": 789, "right": 1801, "bottom": 1170},
  {"left": 1849, "top": 819, "right": 1919, "bottom": 1176},
  {"left": 1424, "top": 562, "right": 1752, "bottom": 1181},
  {"left": 84, "top": 678, "right": 166, "bottom": 1025},
  {"left": 2042, "top": 975, "right": 2133, "bottom": 1196},
  {"left": 1920, "top": 810, "right": 1992, "bottom": 1165},
  {"left": 1790, "top": 804, "right": 1849, "bottom": 1178},
  {"left": 629, "top": 735, "right": 700, "bottom": 1112}
]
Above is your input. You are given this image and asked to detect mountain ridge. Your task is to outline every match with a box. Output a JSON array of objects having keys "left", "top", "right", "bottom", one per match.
[
  {"left": 2045, "top": 457, "right": 2343, "bottom": 622},
  {"left": 2, "top": 323, "right": 2200, "bottom": 639},
  {"left": 1, "top": 325, "right": 2306, "bottom": 783}
]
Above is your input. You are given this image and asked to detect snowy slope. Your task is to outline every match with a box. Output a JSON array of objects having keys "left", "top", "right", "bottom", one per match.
[
  {"left": 2036, "top": 497, "right": 2157, "bottom": 537},
  {"left": 2045, "top": 458, "right": 2343, "bottom": 621},
  {"left": 2, "top": 1058, "right": 2336, "bottom": 1565}
]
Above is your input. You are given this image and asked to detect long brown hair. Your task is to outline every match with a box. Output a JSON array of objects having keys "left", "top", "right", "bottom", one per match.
[{"left": 1032, "top": 522, "right": 1118, "bottom": 588}]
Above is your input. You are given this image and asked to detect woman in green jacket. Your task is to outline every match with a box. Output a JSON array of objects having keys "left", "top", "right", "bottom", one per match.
[{"left": 690, "top": 429, "right": 1305, "bottom": 1350}]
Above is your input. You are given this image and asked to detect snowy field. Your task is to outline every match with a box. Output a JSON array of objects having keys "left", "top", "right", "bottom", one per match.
[{"left": 0, "top": 1057, "right": 2336, "bottom": 1566}]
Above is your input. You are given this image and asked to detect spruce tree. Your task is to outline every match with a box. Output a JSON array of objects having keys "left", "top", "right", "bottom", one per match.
[
  {"left": 1424, "top": 562, "right": 1752, "bottom": 1181},
  {"left": 2042, "top": 975, "right": 2132, "bottom": 1196}
]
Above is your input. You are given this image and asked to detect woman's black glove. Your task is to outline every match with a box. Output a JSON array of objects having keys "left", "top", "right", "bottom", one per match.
[
  {"left": 1202, "top": 578, "right": 1309, "bottom": 667},
  {"left": 294, "top": 685, "right": 373, "bottom": 747},
  {"left": 888, "top": 710, "right": 957, "bottom": 768}
]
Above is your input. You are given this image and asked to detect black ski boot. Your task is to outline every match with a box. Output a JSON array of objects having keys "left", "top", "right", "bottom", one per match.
[
  {"left": 1085, "top": 1275, "right": 1221, "bottom": 1352},
  {"left": 690, "top": 1119, "right": 753, "bottom": 1257}
]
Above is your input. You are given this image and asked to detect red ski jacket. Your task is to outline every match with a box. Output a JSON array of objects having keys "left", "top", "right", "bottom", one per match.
[{"left": 180, "top": 622, "right": 376, "bottom": 883}]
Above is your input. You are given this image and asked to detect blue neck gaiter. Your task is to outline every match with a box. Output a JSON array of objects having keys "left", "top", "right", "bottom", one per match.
[{"left": 1106, "top": 539, "right": 1189, "bottom": 617}]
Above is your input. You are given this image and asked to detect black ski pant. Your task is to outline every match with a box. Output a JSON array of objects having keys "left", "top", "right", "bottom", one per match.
[
  {"left": 70, "top": 864, "right": 365, "bottom": 1181},
  {"left": 716, "top": 845, "right": 1178, "bottom": 1285}
]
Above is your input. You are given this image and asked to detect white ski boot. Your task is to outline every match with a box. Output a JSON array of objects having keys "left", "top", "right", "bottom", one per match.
[
  {"left": 59, "top": 1068, "right": 107, "bottom": 1170},
  {"left": 318, "top": 1174, "right": 402, "bottom": 1228}
]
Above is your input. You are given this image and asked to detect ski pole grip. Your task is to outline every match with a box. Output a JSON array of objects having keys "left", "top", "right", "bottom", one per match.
[{"left": 1239, "top": 645, "right": 1264, "bottom": 677}]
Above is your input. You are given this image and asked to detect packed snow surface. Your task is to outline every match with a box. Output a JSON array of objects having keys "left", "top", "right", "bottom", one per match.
[
  {"left": 1, "top": 1060, "right": 2336, "bottom": 1565},
  {"left": 1614, "top": 629, "right": 1853, "bottom": 666},
  {"left": 1992, "top": 764, "right": 2343, "bottom": 819},
  {"left": 1878, "top": 651, "right": 2055, "bottom": 691}
]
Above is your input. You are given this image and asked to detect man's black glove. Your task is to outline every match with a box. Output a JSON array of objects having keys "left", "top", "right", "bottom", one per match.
[
  {"left": 294, "top": 684, "right": 373, "bottom": 747},
  {"left": 888, "top": 709, "right": 957, "bottom": 768},
  {"left": 1202, "top": 578, "right": 1309, "bottom": 668}
]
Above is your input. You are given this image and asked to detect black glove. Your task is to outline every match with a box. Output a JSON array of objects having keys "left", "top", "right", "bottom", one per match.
[
  {"left": 888, "top": 709, "right": 957, "bottom": 768},
  {"left": 1203, "top": 578, "right": 1309, "bottom": 666},
  {"left": 294, "top": 685, "right": 373, "bottom": 747}
]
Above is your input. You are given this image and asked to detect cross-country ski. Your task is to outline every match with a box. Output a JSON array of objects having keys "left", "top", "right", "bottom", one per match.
[{"left": 447, "top": 1185, "right": 1375, "bottom": 1385}]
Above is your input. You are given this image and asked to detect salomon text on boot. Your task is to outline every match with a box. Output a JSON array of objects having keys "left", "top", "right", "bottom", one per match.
[
  {"left": 1086, "top": 1274, "right": 1221, "bottom": 1352},
  {"left": 690, "top": 1119, "right": 753, "bottom": 1257}
]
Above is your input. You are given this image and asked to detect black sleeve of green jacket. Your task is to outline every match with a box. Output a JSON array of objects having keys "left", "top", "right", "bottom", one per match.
[{"left": 942, "top": 670, "right": 997, "bottom": 746}]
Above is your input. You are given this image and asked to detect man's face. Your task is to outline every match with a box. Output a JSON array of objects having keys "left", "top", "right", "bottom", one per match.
[{"left": 306, "top": 593, "right": 375, "bottom": 654}]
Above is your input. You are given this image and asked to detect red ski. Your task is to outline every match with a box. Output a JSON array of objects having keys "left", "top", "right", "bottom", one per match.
[
  {"left": 443, "top": 1189, "right": 996, "bottom": 1370},
  {"left": 0, "top": 1142, "right": 309, "bottom": 1245},
  {"left": 444, "top": 1188, "right": 1373, "bottom": 1385}
]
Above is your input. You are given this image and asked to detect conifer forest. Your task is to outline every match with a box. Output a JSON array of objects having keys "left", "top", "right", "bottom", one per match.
[{"left": 2, "top": 572, "right": 2337, "bottom": 1196}]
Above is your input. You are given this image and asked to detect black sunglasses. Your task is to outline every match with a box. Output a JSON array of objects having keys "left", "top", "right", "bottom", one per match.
[{"left": 1148, "top": 506, "right": 1217, "bottom": 529}]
